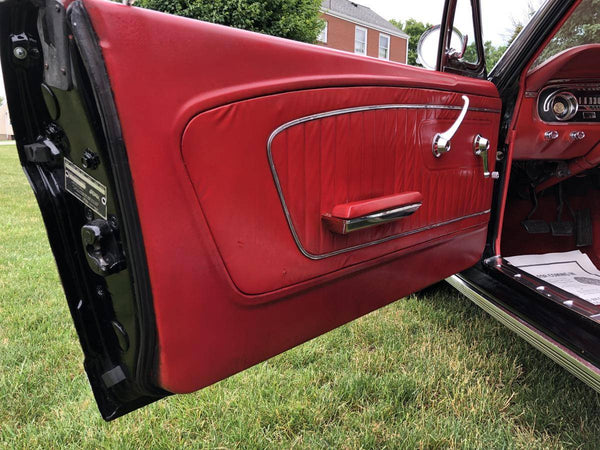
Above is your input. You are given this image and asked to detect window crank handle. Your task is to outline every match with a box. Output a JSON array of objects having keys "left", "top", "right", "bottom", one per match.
[{"left": 473, "top": 134, "right": 495, "bottom": 178}]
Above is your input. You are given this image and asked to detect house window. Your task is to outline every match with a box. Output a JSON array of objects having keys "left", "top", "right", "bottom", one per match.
[
  {"left": 354, "top": 26, "right": 367, "bottom": 55},
  {"left": 318, "top": 21, "right": 328, "bottom": 43},
  {"left": 379, "top": 34, "right": 390, "bottom": 60}
]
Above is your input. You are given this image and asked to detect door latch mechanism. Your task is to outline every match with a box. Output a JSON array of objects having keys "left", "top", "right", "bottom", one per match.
[
  {"left": 432, "top": 95, "right": 470, "bottom": 158},
  {"left": 473, "top": 134, "right": 499, "bottom": 179},
  {"left": 81, "top": 219, "right": 126, "bottom": 276}
]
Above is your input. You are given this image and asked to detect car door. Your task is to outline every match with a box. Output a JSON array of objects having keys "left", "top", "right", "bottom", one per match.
[{"left": 1, "top": 0, "right": 501, "bottom": 419}]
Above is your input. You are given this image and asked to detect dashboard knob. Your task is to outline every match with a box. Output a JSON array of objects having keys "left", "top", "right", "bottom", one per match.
[
  {"left": 544, "top": 130, "right": 559, "bottom": 141},
  {"left": 570, "top": 131, "right": 585, "bottom": 140}
]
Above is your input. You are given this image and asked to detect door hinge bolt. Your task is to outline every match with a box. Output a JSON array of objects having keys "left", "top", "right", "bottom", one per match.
[{"left": 13, "top": 46, "right": 27, "bottom": 60}]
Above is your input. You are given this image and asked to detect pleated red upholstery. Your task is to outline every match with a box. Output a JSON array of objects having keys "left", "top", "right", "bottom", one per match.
[{"left": 183, "top": 87, "right": 501, "bottom": 293}]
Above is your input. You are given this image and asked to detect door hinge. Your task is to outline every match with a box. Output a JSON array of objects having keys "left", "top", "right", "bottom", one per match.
[
  {"left": 37, "top": 0, "right": 72, "bottom": 91},
  {"left": 24, "top": 137, "right": 61, "bottom": 163}
]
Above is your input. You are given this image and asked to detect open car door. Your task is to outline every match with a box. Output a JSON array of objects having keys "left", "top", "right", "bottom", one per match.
[{"left": 1, "top": 0, "right": 501, "bottom": 419}]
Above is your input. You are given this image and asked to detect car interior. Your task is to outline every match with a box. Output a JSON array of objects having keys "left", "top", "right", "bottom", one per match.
[{"left": 490, "top": 34, "right": 600, "bottom": 323}]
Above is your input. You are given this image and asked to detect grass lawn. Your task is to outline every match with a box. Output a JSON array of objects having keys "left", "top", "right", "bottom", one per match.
[{"left": 1, "top": 145, "right": 600, "bottom": 448}]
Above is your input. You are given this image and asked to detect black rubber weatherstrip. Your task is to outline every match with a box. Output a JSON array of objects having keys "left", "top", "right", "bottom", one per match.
[{"left": 68, "top": 2, "right": 165, "bottom": 400}]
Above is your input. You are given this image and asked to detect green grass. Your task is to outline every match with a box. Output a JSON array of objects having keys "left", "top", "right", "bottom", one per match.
[{"left": 1, "top": 145, "right": 600, "bottom": 448}]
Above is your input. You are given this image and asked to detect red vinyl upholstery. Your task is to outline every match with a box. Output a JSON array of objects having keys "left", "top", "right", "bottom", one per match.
[
  {"left": 83, "top": 0, "right": 501, "bottom": 394},
  {"left": 330, "top": 192, "right": 424, "bottom": 220},
  {"left": 182, "top": 87, "right": 500, "bottom": 293}
]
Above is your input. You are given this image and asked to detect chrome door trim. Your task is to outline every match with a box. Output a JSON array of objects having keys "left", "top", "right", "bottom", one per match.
[
  {"left": 447, "top": 274, "right": 600, "bottom": 393},
  {"left": 322, "top": 202, "right": 422, "bottom": 235},
  {"left": 267, "top": 103, "right": 498, "bottom": 260}
]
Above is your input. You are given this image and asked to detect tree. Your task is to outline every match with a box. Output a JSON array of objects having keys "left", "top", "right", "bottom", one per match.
[
  {"left": 535, "top": 0, "right": 600, "bottom": 64},
  {"left": 136, "top": 0, "right": 324, "bottom": 43},
  {"left": 390, "top": 18, "right": 432, "bottom": 67},
  {"left": 463, "top": 41, "right": 507, "bottom": 73},
  {"left": 505, "top": 1, "right": 537, "bottom": 46}
]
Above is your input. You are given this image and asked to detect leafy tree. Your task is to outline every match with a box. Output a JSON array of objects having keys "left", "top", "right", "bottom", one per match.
[
  {"left": 535, "top": 0, "right": 600, "bottom": 65},
  {"left": 136, "top": 0, "right": 324, "bottom": 43},
  {"left": 483, "top": 41, "right": 507, "bottom": 71},
  {"left": 390, "top": 18, "right": 432, "bottom": 66},
  {"left": 505, "top": 2, "right": 538, "bottom": 46},
  {"left": 463, "top": 41, "right": 507, "bottom": 73}
]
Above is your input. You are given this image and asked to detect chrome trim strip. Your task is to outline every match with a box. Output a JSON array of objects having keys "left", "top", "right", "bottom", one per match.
[
  {"left": 447, "top": 275, "right": 600, "bottom": 393},
  {"left": 545, "top": 79, "right": 600, "bottom": 88},
  {"left": 267, "top": 103, "right": 496, "bottom": 260},
  {"left": 484, "top": 256, "right": 600, "bottom": 320},
  {"left": 322, "top": 202, "right": 422, "bottom": 235}
]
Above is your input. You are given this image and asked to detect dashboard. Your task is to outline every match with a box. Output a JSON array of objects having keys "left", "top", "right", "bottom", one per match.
[
  {"left": 538, "top": 83, "right": 600, "bottom": 123},
  {"left": 512, "top": 45, "right": 600, "bottom": 160}
]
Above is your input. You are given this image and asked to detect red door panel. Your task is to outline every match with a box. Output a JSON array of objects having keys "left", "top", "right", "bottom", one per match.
[
  {"left": 182, "top": 87, "right": 500, "bottom": 294},
  {"left": 82, "top": 0, "right": 501, "bottom": 394}
]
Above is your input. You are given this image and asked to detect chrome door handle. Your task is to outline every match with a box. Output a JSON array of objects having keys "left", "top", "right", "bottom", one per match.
[{"left": 432, "top": 95, "right": 470, "bottom": 158}]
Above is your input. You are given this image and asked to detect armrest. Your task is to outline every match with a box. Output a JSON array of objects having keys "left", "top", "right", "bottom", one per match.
[{"left": 322, "top": 192, "right": 423, "bottom": 234}]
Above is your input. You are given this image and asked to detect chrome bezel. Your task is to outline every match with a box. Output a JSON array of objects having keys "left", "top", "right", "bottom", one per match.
[
  {"left": 543, "top": 90, "right": 578, "bottom": 122},
  {"left": 537, "top": 80, "right": 600, "bottom": 124}
]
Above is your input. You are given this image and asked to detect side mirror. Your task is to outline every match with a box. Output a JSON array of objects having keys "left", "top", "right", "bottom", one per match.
[{"left": 417, "top": 25, "right": 467, "bottom": 70}]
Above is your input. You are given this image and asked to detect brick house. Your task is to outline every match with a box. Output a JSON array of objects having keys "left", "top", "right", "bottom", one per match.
[
  {"left": 0, "top": 102, "right": 14, "bottom": 141},
  {"left": 318, "top": 0, "right": 408, "bottom": 64}
]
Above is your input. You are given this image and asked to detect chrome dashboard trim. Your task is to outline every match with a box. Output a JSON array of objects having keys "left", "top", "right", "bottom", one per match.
[
  {"left": 542, "top": 90, "right": 578, "bottom": 121},
  {"left": 537, "top": 80, "right": 600, "bottom": 124},
  {"left": 447, "top": 274, "right": 600, "bottom": 393},
  {"left": 267, "top": 103, "right": 498, "bottom": 260}
]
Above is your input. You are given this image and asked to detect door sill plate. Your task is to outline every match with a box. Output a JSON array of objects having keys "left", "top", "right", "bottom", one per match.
[
  {"left": 484, "top": 256, "right": 600, "bottom": 323},
  {"left": 447, "top": 274, "right": 600, "bottom": 393}
]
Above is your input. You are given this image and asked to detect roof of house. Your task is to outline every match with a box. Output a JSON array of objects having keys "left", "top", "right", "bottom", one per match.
[{"left": 320, "top": 0, "right": 408, "bottom": 38}]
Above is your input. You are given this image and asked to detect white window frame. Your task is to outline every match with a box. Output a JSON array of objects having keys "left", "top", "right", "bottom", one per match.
[
  {"left": 354, "top": 26, "right": 367, "bottom": 56},
  {"left": 378, "top": 33, "right": 390, "bottom": 60},
  {"left": 318, "top": 21, "right": 328, "bottom": 43}
]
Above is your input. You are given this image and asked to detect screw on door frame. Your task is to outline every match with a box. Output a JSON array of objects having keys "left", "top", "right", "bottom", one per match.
[{"left": 13, "top": 46, "right": 27, "bottom": 60}]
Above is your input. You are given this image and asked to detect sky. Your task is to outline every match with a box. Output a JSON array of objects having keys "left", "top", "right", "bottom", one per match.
[
  {"left": 0, "top": 0, "right": 547, "bottom": 100},
  {"left": 357, "top": 0, "right": 547, "bottom": 46}
]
